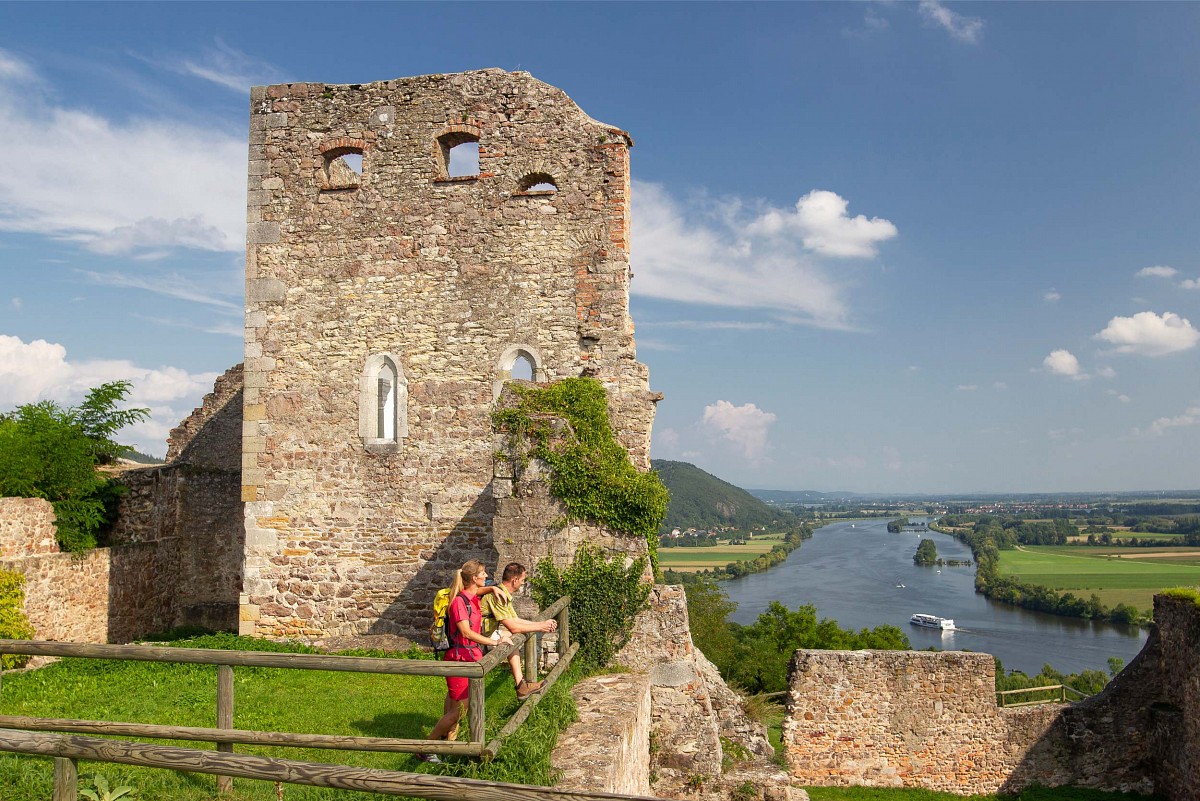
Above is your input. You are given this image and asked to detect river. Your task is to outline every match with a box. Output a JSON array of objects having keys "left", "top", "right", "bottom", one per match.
[{"left": 722, "top": 518, "right": 1149, "bottom": 676}]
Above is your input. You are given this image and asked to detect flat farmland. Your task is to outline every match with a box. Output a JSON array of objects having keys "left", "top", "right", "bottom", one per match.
[
  {"left": 997, "top": 545, "right": 1200, "bottom": 610},
  {"left": 658, "top": 534, "right": 786, "bottom": 572}
]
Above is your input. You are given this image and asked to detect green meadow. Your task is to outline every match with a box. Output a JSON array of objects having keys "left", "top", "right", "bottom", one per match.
[
  {"left": 656, "top": 533, "right": 786, "bottom": 572},
  {"left": 996, "top": 546, "right": 1200, "bottom": 611}
]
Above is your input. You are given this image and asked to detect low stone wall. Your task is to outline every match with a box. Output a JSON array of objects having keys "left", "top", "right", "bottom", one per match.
[
  {"left": 552, "top": 673, "right": 653, "bottom": 796},
  {"left": 784, "top": 595, "right": 1200, "bottom": 800}
]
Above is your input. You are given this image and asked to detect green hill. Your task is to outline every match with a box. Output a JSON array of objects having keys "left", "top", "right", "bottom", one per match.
[{"left": 652, "top": 460, "right": 801, "bottom": 534}]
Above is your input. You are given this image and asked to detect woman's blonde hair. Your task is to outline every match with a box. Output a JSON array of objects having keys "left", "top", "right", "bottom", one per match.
[{"left": 447, "top": 559, "right": 486, "bottom": 606}]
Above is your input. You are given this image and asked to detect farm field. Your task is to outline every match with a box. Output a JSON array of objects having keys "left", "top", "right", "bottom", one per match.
[
  {"left": 657, "top": 533, "right": 786, "bottom": 572},
  {"left": 996, "top": 545, "right": 1200, "bottom": 611}
]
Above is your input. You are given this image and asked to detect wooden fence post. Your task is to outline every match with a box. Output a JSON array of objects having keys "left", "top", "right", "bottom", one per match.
[
  {"left": 468, "top": 677, "right": 485, "bottom": 745},
  {"left": 557, "top": 605, "right": 569, "bottom": 653},
  {"left": 523, "top": 634, "right": 537, "bottom": 683},
  {"left": 52, "top": 756, "right": 77, "bottom": 801},
  {"left": 217, "top": 664, "right": 234, "bottom": 796}
]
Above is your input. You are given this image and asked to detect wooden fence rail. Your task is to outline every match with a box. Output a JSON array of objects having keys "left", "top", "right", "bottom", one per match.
[
  {"left": 996, "top": 683, "right": 1088, "bottom": 707},
  {"left": 0, "top": 729, "right": 665, "bottom": 801},
  {"left": 0, "top": 595, "right": 574, "bottom": 796}
]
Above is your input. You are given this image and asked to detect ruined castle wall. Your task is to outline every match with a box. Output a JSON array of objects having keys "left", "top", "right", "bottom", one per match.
[
  {"left": 240, "top": 70, "right": 656, "bottom": 640},
  {"left": 784, "top": 597, "right": 1200, "bottom": 799}
]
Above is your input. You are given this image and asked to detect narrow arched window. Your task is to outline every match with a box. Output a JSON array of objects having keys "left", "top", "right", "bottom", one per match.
[
  {"left": 510, "top": 354, "right": 535, "bottom": 381},
  {"left": 360, "top": 353, "right": 408, "bottom": 451},
  {"left": 376, "top": 360, "right": 397, "bottom": 440}
]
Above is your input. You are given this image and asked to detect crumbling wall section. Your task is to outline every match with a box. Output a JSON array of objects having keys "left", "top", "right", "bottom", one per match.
[
  {"left": 240, "top": 70, "right": 657, "bottom": 640},
  {"left": 784, "top": 595, "right": 1200, "bottom": 800}
]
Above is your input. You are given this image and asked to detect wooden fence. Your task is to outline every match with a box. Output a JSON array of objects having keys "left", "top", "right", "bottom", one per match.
[
  {"left": 0, "top": 595, "right": 574, "bottom": 798},
  {"left": 0, "top": 729, "right": 665, "bottom": 801},
  {"left": 996, "top": 683, "right": 1088, "bottom": 707}
]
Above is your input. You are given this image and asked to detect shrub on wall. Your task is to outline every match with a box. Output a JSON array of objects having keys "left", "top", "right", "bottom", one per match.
[
  {"left": 493, "top": 377, "right": 668, "bottom": 574},
  {"left": 0, "top": 381, "right": 147, "bottom": 553},
  {"left": 530, "top": 544, "right": 651, "bottom": 669},
  {"left": 0, "top": 569, "right": 34, "bottom": 668}
]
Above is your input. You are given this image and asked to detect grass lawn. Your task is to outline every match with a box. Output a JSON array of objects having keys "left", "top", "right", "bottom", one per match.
[
  {"left": 997, "top": 546, "right": 1200, "bottom": 611},
  {"left": 0, "top": 635, "right": 578, "bottom": 801},
  {"left": 657, "top": 533, "right": 786, "bottom": 572}
]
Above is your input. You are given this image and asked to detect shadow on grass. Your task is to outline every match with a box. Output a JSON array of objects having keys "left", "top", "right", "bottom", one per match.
[{"left": 350, "top": 711, "right": 437, "bottom": 739}]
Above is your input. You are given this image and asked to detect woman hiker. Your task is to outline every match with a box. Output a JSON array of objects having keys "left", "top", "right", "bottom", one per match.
[{"left": 418, "top": 559, "right": 511, "bottom": 763}]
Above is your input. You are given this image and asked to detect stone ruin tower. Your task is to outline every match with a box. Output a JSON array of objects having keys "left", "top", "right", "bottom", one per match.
[{"left": 239, "top": 69, "right": 658, "bottom": 639}]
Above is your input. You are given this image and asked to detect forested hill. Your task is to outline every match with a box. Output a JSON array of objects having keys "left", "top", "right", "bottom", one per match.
[{"left": 652, "top": 460, "right": 801, "bottom": 534}]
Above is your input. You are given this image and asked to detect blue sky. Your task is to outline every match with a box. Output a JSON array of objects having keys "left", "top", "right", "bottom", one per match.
[{"left": 1, "top": 2, "right": 1198, "bottom": 494}]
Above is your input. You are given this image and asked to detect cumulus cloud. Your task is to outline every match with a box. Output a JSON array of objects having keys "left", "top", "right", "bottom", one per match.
[
  {"left": 1136, "top": 265, "right": 1177, "bottom": 279},
  {"left": 919, "top": 0, "right": 984, "bottom": 44},
  {"left": 745, "top": 189, "right": 898, "bottom": 258},
  {"left": 1145, "top": 405, "right": 1200, "bottom": 436},
  {"left": 956, "top": 384, "right": 978, "bottom": 392},
  {"left": 1043, "top": 289, "right": 1061, "bottom": 303},
  {"left": 9, "top": 297, "right": 20, "bottom": 311},
  {"left": 0, "top": 49, "right": 246, "bottom": 255},
  {"left": 1106, "top": 390, "right": 1131, "bottom": 403},
  {"left": 1094, "top": 311, "right": 1200, "bottom": 356},
  {"left": 632, "top": 183, "right": 897, "bottom": 329},
  {"left": 1095, "top": 365, "right": 1117, "bottom": 379},
  {"left": 1181, "top": 278, "right": 1200, "bottom": 290},
  {"left": 1043, "top": 349, "right": 1083, "bottom": 378},
  {"left": 700, "top": 400, "right": 777, "bottom": 462},
  {"left": 0, "top": 334, "right": 218, "bottom": 455}
]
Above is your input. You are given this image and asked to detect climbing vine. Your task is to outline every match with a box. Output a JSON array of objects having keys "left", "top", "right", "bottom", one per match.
[
  {"left": 530, "top": 545, "right": 651, "bottom": 668},
  {"left": 0, "top": 568, "right": 34, "bottom": 668},
  {"left": 492, "top": 377, "right": 668, "bottom": 573}
]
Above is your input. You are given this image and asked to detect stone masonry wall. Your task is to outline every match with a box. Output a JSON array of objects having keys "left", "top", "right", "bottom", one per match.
[
  {"left": 0, "top": 498, "right": 59, "bottom": 559},
  {"left": 240, "top": 69, "right": 658, "bottom": 640},
  {"left": 784, "top": 596, "right": 1200, "bottom": 799}
]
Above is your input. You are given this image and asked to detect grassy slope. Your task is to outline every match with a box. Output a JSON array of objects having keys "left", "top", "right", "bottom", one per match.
[
  {"left": 996, "top": 546, "right": 1200, "bottom": 610},
  {"left": 0, "top": 642, "right": 576, "bottom": 801}
]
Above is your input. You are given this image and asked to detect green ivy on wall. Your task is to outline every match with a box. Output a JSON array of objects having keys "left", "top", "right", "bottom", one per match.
[
  {"left": 492, "top": 377, "right": 668, "bottom": 575},
  {"left": 0, "top": 569, "right": 34, "bottom": 668}
]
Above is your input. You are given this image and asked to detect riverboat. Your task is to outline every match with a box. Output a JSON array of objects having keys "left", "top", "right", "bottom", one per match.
[{"left": 910, "top": 613, "right": 954, "bottom": 629}]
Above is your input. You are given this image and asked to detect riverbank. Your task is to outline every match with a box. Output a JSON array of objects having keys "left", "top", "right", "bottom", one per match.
[
  {"left": 932, "top": 522, "right": 1156, "bottom": 626},
  {"left": 660, "top": 524, "right": 815, "bottom": 583}
]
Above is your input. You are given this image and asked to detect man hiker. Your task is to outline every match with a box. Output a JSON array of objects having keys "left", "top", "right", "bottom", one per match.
[{"left": 480, "top": 562, "right": 558, "bottom": 699}]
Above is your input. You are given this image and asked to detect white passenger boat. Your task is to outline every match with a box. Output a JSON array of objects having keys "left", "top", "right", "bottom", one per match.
[{"left": 910, "top": 613, "right": 954, "bottom": 629}]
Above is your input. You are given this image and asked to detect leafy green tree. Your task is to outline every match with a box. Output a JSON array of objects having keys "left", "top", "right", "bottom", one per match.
[
  {"left": 683, "top": 577, "right": 739, "bottom": 669},
  {"left": 0, "top": 381, "right": 148, "bottom": 552},
  {"left": 913, "top": 538, "right": 938, "bottom": 565}
]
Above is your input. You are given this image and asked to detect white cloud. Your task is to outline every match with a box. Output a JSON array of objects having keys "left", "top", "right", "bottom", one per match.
[
  {"left": 1136, "top": 265, "right": 1177, "bottom": 279},
  {"left": 175, "top": 39, "right": 284, "bottom": 93},
  {"left": 918, "top": 0, "right": 984, "bottom": 44},
  {"left": 83, "top": 270, "right": 241, "bottom": 310},
  {"left": 642, "top": 320, "right": 777, "bottom": 331},
  {"left": 1106, "top": 390, "right": 1131, "bottom": 403},
  {"left": 1043, "top": 289, "right": 1061, "bottom": 303},
  {"left": 1094, "top": 311, "right": 1200, "bottom": 357},
  {"left": 0, "top": 334, "right": 218, "bottom": 455},
  {"left": 1043, "top": 349, "right": 1083, "bottom": 378},
  {"left": 9, "top": 297, "right": 20, "bottom": 311},
  {"left": 956, "top": 384, "right": 978, "bottom": 392},
  {"left": 632, "top": 182, "right": 896, "bottom": 329},
  {"left": 745, "top": 189, "right": 898, "bottom": 258},
  {"left": 993, "top": 381, "right": 1007, "bottom": 390},
  {"left": 0, "top": 55, "right": 246, "bottom": 256},
  {"left": 1146, "top": 405, "right": 1200, "bottom": 436},
  {"left": 1048, "top": 427, "right": 1083, "bottom": 442},
  {"left": 701, "top": 400, "right": 777, "bottom": 463},
  {"left": 1181, "top": 278, "right": 1200, "bottom": 290},
  {"left": 1095, "top": 365, "right": 1117, "bottom": 379}
]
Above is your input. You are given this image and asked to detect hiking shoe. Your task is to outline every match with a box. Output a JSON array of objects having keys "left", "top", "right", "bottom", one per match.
[
  {"left": 516, "top": 679, "right": 545, "bottom": 699},
  {"left": 415, "top": 753, "right": 442, "bottom": 764}
]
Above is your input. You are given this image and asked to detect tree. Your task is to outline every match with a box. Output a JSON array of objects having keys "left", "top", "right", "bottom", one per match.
[
  {"left": 0, "top": 381, "right": 148, "bottom": 553},
  {"left": 914, "top": 538, "right": 938, "bottom": 565}
]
